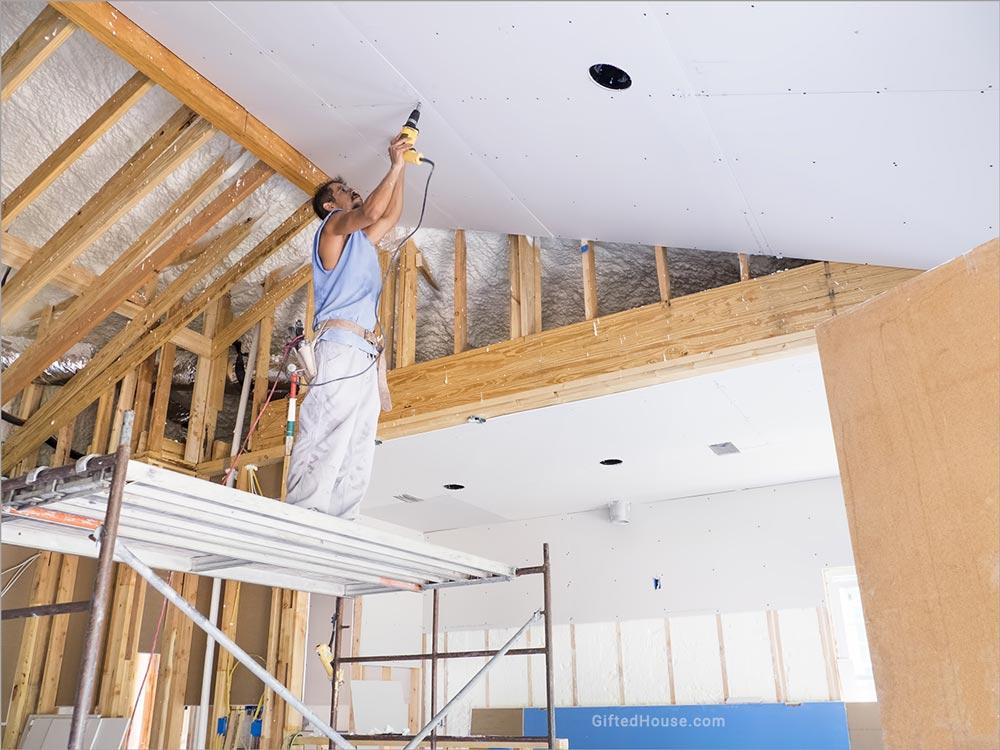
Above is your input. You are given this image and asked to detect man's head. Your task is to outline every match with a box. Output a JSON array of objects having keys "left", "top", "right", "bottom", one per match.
[{"left": 312, "top": 176, "right": 362, "bottom": 219}]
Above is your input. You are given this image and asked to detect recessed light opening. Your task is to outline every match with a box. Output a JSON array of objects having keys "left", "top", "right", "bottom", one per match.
[
  {"left": 443, "top": 483, "right": 465, "bottom": 491},
  {"left": 589, "top": 63, "right": 632, "bottom": 90},
  {"left": 599, "top": 458, "right": 623, "bottom": 466}
]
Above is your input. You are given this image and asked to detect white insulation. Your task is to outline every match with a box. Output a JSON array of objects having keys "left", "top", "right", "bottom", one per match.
[
  {"left": 721, "top": 611, "right": 777, "bottom": 702},
  {"left": 620, "top": 618, "right": 671, "bottom": 705},
  {"left": 778, "top": 607, "right": 831, "bottom": 702},
  {"left": 669, "top": 614, "right": 725, "bottom": 705}
]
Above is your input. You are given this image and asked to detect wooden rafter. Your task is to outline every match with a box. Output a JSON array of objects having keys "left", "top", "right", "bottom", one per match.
[
  {"left": 739, "top": 252, "right": 750, "bottom": 281},
  {"left": 0, "top": 232, "right": 210, "bottom": 356},
  {"left": 212, "top": 264, "right": 311, "bottom": 356},
  {"left": 2, "top": 155, "right": 265, "bottom": 401},
  {"left": 145, "top": 343, "right": 177, "bottom": 455},
  {"left": 2, "top": 105, "right": 212, "bottom": 322},
  {"left": 1, "top": 6, "right": 75, "bottom": 101},
  {"left": 375, "top": 262, "right": 920, "bottom": 440},
  {"left": 2, "top": 205, "right": 315, "bottom": 472},
  {"left": 185, "top": 295, "right": 229, "bottom": 464},
  {"left": 51, "top": 1, "right": 327, "bottom": 193},
  {"left": 2, "top": 72, "right": 154, "bottom": 228}
]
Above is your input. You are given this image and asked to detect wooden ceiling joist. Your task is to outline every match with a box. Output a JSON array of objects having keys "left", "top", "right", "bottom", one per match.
[
  {"left": 212, "top": 263, "right": 311, "bottom": 356},
  {"left": 2, "top": 72, "right": 155, "bottom": 230},
  {"left": 1, "top": 6, "right": 75, "bottom": 102},
  {"left": 0, "top": 232, "right": 210, "bottom": 356},
  {"left": 376, "top": 262, "right": 920, "bottom": 441},
  {"left": 50, "top": 1, "right": 328, "bottom": 194},
  {"left": 2, "top": 156, "right": 268, "bottom": 401},
  {"left": 1, "top": 105, "right": 212, "bottom": 323},
  {"left": 2, "top": 204, "right": 316, "bottom": 473}
]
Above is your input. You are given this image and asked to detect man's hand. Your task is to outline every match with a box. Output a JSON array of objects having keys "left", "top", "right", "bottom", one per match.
[{"left": 389, "top": 134, "right": 411, "bottom": 168}]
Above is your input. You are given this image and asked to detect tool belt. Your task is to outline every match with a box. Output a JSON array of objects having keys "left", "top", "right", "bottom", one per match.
[{"left": 314, "top": 319, "right": 392, "bottom": 412}]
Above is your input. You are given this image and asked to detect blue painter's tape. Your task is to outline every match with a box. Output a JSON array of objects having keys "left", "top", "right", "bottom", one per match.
[
  {"left": 216, "top": 716, "right": 227, "bottom": 736},
  {"left": 580, "top": 243, "right": 588, "bottom": 254},
  {"left": 523, "top": 703, "right": 850, "bottom": 750}
]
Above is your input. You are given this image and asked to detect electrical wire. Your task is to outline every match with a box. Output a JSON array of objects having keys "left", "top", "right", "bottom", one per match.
[{"left": 1, "top": 553, "right": 40, "bottom": 597}]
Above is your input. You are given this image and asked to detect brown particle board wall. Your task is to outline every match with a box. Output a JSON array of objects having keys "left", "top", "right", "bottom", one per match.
[{"left": 816, "top": 238, "right": 999, "bottom": 750}]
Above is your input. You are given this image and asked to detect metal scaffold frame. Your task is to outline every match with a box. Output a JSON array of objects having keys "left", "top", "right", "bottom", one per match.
[{"left": 0, "top": 417, "right": 559, "bottom": 750}]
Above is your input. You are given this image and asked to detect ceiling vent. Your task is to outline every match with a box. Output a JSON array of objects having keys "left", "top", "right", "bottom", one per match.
[
  {"left": 394, "top": 493, "right": 425, "bottom": 504},
  {"left": 709, "top": 442, "right": 740, "bottom": 455}
]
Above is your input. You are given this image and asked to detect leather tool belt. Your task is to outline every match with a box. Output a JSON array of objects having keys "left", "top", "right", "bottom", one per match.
[{"left": 314, "top": 319, "right": 392, "bottom": 411}]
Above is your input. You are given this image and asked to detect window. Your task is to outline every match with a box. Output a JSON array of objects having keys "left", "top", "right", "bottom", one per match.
[{"left": 823, "top": 566, "right": 877, "bottom": 701}]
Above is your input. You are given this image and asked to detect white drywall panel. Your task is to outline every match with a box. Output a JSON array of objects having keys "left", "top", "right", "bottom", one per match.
[
  {"left": 359, "top": 591, "right": 424, "bottom": 658},
  {"left": 778, "top": 607, "right": 831, "bottom": 702},
  {"left": 721, "top": 611, "right": 777, "bottom": 703},
  {"left": 669, "top": 614, "right": 724, "bottom": 705},
  {"left": 427, "top": 477, "right": 853, "bottom": 629},
  {"left": 573, "top": 621, "right": 622, "bottom": 706},
  {"left": 486, "top": 627, "right": 530, "bottom": 708},
  {"left": 620, "top": 618, "right": 671, "bottom": 705}
]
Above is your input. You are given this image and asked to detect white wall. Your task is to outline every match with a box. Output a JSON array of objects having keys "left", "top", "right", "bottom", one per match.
[{"left": 426, "top": 477, "right": 853, "bottom": 629}]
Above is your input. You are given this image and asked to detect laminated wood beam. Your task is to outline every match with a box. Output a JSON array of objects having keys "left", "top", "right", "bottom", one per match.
[
  {"left": 2, "top": 154, "right": 258, "bottom": 402},
  {"left": 2, "top": 72, "right": 154, "bottom": 228},
  {"left": 51, "top": 1, "right": 327, "bottom": 193},
  {"left": 376, "top": 262, "right": 920, "bottom": 440},
  {"left": 453, "top": 229, "right": 467, "bottom": 354},
  {"left": 0, "top": 232, "right": 211, "bottom": 355},
  {"left": 654, "top": 245, "right": 671, "bottom": 302},
  {"left": 581, "top": 240, "right": 598, "bottom": 320},
  {"left": 2, "top": 207, "right": 313, "bottom": 472},
  {"left": 2, "top": 106, "right": 212, "bottom": 322},
  {"left": 1, "top": 6, "right": 74, "bottom": 102}
]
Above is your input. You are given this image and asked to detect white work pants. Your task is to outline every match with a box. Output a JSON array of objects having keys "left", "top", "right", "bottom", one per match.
[{"left": 286, "top": 340, "right": 380, "bottom": 519}]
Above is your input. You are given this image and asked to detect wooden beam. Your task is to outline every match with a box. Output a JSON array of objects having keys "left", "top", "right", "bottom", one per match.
[
  {"left": 146, "top": 344, "right": 176, "bottom": 455},
  {"left": 131, "top": 354, "right": 157, "bottom": 452},
  {"left": 515, "top": 235, "right": 541, "bottom": 336},
  {"left": 416, "top": 251, "right": 440, "bottom": 291},
  {"left": 52, "top": 1, "right": 326, "bottom": 193},
  {"left": 2, "top": 106, "right": 212, "bottom": 322},
  {"left": 453, "top": 229, "right": 467, "bottom": 354},
  {"left": 12, "top": 306, "right": 55, "bottom": 476},
  {"left": 88, "top": 388, "right": 114, "bottom": 455},
  {"left": 2, "top": 72, "right": 154, "bottom": 228},
  {"left": 213, "top": 263, "right": 311, "bottom": 356},
  {"left": 738, "top": 252, "right": 750, "bottom": 282},
  {"left": 1, "top": 6, "right": 75, "bottom": 101},
  {"left": 149, "top": 572, "right": 200, "bottom": 750},
  {"left": 582, "top": 240, "right": 598, "bottom": 320},
  {"left": 379, "top": 250, "right": 397, "bottom": 369},
  {"left": 375, "top": 262, "right": 919, "bottom": 441},
  {"left": 186, "top": 295, "right": 228, "bottom": 464},
  {"left": 654, "top": 245, "right": 671, "bottom": 302},
  {"left": 0, "top": 232, "right": 211, "bottom": 355},
  {"left": 2, "top": 206, "right": 314, "bottom": 472},
  {"left": 2, "top": 154, "right": 257, "bottom": 401},
  {"left": 250, "top": 277, "right": 276, "bottom": 449},
  {"left": 35, "top": 552, "right": 79, "bottom": 714},
  {"left": 108, "top": 369, "right": 138, "bottom": 451},
  {"left": 394, "top": 240, "right": 419, "bottom": 368}
]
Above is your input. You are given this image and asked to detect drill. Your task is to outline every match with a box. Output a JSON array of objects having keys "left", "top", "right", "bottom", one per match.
[{"left": 399, "top": 104, "right": 425, "bottom": 165}]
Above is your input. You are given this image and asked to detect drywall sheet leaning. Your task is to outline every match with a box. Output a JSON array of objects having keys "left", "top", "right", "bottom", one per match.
[{"left": 816, "top": 238, "right": 1000, "bottom": 750}]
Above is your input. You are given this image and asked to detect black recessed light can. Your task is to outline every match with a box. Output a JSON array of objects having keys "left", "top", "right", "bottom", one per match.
[
  {"left": 589, "top": 63, "right": 632, "bottom": 91},
  {"left": 444, "top": 483, "right": 465, "bottom": 491},
  {"left": 599, "top": 458, "right": 624, "bottom": 466}
]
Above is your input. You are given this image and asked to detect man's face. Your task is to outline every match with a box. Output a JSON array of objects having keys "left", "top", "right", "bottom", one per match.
[{"left": 324, "top": 181, "right": 363, "bottom": 214}]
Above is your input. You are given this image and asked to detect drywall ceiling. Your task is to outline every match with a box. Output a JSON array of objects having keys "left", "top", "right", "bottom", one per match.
[
  {"left": 112, "top": 1, "right": 998, "bottom": 270},
  {"left": 362, "top": 348, "right": 839, "bottom": 532}
]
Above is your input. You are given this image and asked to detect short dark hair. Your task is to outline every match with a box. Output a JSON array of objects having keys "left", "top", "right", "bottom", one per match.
[{"left": 312, "top": 176, "right": 347, "bottom": 219}]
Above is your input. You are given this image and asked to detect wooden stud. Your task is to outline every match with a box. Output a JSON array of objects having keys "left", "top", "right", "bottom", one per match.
[
  {"left": 131, "top": 355, "right": 157, "bottom": 452},
  {"left": 213, "top": 264, "right": 310, "bottom": 357},
  {"left": 514, "top": 236, "right": 542, "bottom": 336},
  {"left": 250, "top": 280, "right": 276, "bottom": 449},
  {"left": 35, "top": 553, "right": 79, "bottom": 714},
  {"left": 738, "top": 252, "right": 750, "bottom": 282},
  {"left": 185, "top": 296, "right": 226, "bottom": 464},
  {"left": 2, "top": 156, "right": 264, "bottom": 402},
  {"left": 378, "top": 250, "right": 397, "bottom": 369},
  {"left": 817, "top": 606, "right": 843, "bottom": 701},
  {"left": 614, "top": 620, "right": 626, "bottom": 705},
  {"left": 149, "top": 573, "right": 200, "bottom": 750},
  {"left": 582, "top": 240, "right": 598, "bottom": 320},
  {"left": 89, "top": 388, "right": 115, "bottom": 455},
  {"left": 2, "top": 72, "right": 153, "bottom": 228},
  {"left": 533, "top": 238, "right": 543, "bottom": 332},
  {"left": 2, "top": 551, "right": 62, "bottom": 748},
  {"left": 508, "top": 235, "right": 522, "bottom": 339},
  {"left": 664, "top": 618, "right": 676, "bottom": 705},
  {"left": 716, "top": 613, "right": 730, "bottom": 703},
  {"left": 97, "top": 565, "right": 140, "bottom": 715},
  {"left": 53, "top": 1, "right": 326, "bottom": 193},
  {"left": 654, "top": 245, "right": 671, "bottom": 302},
  {"left": 569, "top": 623, "right": 579, "bottom": 706},
  {"left": 202, "top": 294, "right": 234, "bottom": 456},
  {"left": 0, "top": 6, "right": 75, "bottom": 102},
  {"left": 146, "top": 344, "right": 177, "bottom": 455},
  {"left": 211, "top": 577, "right": 242, "bottom": 738},
  {"left": 2, "top": 106, "right": 212, "bottom": 322},
  {"left": 767, "top": 610, "right": 787, "bottom": 703},
  {"left": 305, "top": 277, "right": 316, "bottom": 342},
  {"left": 1, "top": 231, "right": 211, "bottom": 355},
  {"left": 453, "top": 229, "right": 467, "bottom": 354},
  {"left": 395, "top": 240, "right": 419, "bottom": 368},
  {"left": 107, "top": 369, "right": 138, "bottom": 452},
  {"left": 1, "top": 204, "right": 314, "bottom": 473}
]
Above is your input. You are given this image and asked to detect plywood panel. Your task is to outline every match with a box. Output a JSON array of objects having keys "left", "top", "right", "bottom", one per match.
[{"left": 816, "top": 238, "right": 999, "bottom": 750}]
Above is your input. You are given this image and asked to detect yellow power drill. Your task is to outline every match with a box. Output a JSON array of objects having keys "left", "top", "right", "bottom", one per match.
[{"left": 400, "top": 104, "right": 425, "bottom": 165}]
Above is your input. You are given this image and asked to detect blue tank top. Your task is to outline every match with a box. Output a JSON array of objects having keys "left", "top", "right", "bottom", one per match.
[{"left": 311, "top": 210, "right": 382, "bottom": 354}]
